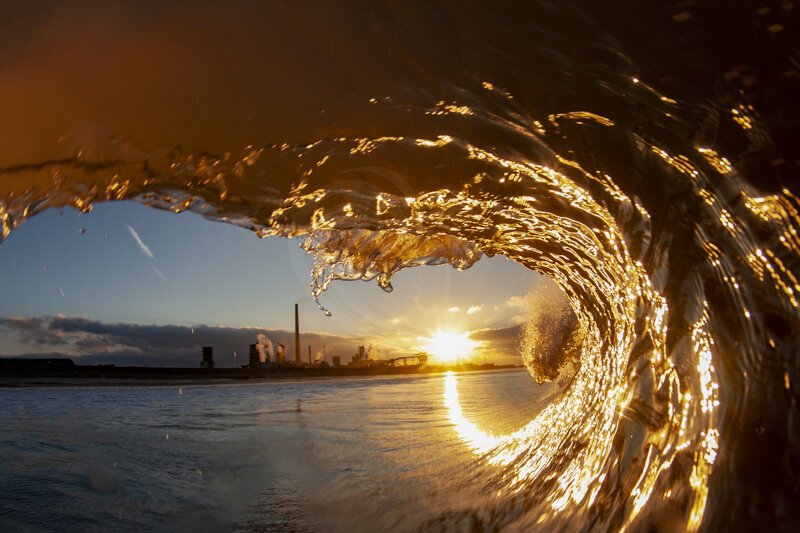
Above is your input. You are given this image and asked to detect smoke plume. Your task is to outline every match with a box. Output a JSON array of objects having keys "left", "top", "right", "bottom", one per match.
[{"left": 256, "top": 333, "right": 274, "bottom": 363}]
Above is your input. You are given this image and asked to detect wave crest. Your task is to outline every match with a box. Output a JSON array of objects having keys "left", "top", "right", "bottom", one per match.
[{"left": 1, "top": 1, "right": 799, "bottom": 529}]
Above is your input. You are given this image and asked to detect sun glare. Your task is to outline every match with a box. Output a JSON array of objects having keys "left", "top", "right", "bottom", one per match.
[{"left": 422, "top": 329, "right": 480, "bottom": 364}]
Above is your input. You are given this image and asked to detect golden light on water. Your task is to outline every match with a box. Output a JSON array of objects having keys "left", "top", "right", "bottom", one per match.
[
  {"left": 443, "top": 372, "right": 502, "bottom": 454},
  {"left": 422, "top": 329, "right": 480, "bottom": 364},
  {"left": 0, "top": 3, "right": 795, "bottom": 529}
]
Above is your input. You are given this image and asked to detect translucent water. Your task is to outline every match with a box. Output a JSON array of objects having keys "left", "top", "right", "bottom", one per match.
[{"left": 1, "top": 1, "right": 798, "bottom": 530}]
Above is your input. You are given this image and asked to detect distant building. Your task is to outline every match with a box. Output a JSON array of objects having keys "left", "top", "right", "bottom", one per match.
[
  {"left": 332, "top": 356, "right": 341, "bottom": 367},
  {"left": 276, "top": 343, "right": 286, "bottom": 364},
  {"left": 200, "top": 347, "right": 215, "bottom": 369},
  {"left": 349, "top": 345, "right": 373, "bottom": 368},
  {"left": 355, "top": 345, "right": 366, "bottom": 361},
  {"left": 249, "top": 344, "right": 260, "bottom": 368}
]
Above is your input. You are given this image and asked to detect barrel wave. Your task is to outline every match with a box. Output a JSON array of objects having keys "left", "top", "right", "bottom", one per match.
[{"left": 1, "top": 1, "right": 798, "bottom": 531}]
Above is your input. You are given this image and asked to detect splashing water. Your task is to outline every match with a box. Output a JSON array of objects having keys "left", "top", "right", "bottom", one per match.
[
  {"left": 1, "top": 1, "right": 799, "bottom": 530},
  {"left": 519, "top": 281, "right": 583, "bottom": 386}
]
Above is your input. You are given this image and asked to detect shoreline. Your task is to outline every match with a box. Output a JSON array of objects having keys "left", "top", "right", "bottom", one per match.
[{"left": 0, "top": 359, "right": 522, "bottom": 388}]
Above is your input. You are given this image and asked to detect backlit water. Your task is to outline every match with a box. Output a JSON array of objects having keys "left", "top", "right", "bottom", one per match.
[
  {"left": 0, "top": 370, "right": 556, "bottom": 531},
  {"left": 1, "top": 1, "right": 799, "bottom": 530}
]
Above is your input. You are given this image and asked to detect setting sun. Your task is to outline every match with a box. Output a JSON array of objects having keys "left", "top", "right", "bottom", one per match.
[{"left": 422, "top": 330, "right": 480, "bottom": 364}]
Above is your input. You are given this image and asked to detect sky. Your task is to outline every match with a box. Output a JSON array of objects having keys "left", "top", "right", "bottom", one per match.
[
  {"left": 0, "top": 201, "right": 544, "bottom": 366},
  {"left": 0, "top": 2, "right": 564, "bottom": 367}
]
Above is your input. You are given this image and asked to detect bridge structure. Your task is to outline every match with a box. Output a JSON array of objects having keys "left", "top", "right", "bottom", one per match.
[{"left": 387, "top": 353, "right": 429, "bottom": 367}]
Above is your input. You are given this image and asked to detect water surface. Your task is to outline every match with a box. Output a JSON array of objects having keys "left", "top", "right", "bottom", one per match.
[{"left": 0, "top": 370, "right": 554, "bottom": 531}]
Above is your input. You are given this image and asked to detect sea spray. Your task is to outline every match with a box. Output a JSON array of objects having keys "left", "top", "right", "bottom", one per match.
[{"left": 519, "top": 282, "right": 584, "bottom": 385}]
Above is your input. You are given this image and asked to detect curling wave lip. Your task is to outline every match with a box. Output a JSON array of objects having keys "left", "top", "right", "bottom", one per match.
[{"left": 0, "top": 1, "right": 798, "bottom": 531}]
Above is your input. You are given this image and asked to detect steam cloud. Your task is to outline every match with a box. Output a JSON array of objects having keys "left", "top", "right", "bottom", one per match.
[{"left": 256, "top": 333, "right": 274, "bottom": 362}]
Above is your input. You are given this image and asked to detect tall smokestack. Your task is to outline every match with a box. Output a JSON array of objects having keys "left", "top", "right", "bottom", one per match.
[{"left": 295, "top": 303, "right": 300, "bottom": 365}]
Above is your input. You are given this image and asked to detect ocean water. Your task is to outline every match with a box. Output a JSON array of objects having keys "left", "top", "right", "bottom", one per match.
[
  {"left": 1, "top": 0, "right": 799, "bottom": 530},
  {"left": 0, "top": 370, "right": 557, "bottom": 532}
]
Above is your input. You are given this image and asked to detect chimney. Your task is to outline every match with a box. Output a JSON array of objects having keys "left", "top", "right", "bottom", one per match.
[
  {"left": 201, "top": 346, "right": 214, "bottom": 369},
  {"left": 295, "top": 303, "right": 301, "bottom": 365},
  {"left": 249, "top": 344, "right": 259, "bottom": 368}
]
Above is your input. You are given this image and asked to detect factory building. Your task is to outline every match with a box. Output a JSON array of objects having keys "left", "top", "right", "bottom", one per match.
[
  {"left": 349, "top": 345, "right": 373, "bottom": 368},
  {"left": 241, "top": 305, "right": 324, "bottom": 369},
  {"left": 276, "top": 343, "right": 286, "bottom": 364},
  {"left": 200, "top": 346, "right": 214, "bottom": 369},
  {"left": 249, "top": 344, "right": 260, "bottom": 368}
]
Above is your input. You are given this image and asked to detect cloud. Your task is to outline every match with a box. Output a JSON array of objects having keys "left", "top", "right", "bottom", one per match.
[
  {"left": 505, "top": 296, "right": 526, "bottom": 308},
  {"left": 0, "top": 315, "right": 368, "bottom": 367},
  {"left": 2, "top": 349, "right": 205, "bottom": 368},
  {"left": 126, "top": 224, "right": 154, "bottom": 258},
  {"left": 1, "top": 315, "right": 530, "bottom": 367},
  {"left": 448, "top": 306, "right": 460, "bottom": 312},
  {"left": 470, "top": 324, "right": 522, "bottom": 342},
  {"left": 0, "top": 316, "right": 69, "bottom": 346},
  {"left": 0, "top": 316, "right": 44, "bottom": 333},
  {"left": 469, "top": 324, "right": 523, "bottom": 361},
  {"left": 466, "top": 305, "right": 482, "bottom": 315}
]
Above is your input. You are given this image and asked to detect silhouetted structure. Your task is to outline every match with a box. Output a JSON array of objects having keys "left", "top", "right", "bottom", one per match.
[
  {"left": 349, "top": 345, "right": 375, "bottom": 368},
  {"left": 249, "top": 344, "right": 260, "bottom": 368},
  {"left": 276, "top": 343, "right": 286, "bottom": 364},
  {"left": 0, "top": 356, "right": 513, "bottom": 383},
  {"left": 294, "top": 303, "right": 301, "bottom": 365},
  {"left": 200, "top": 346, "right": 214, "bottom": 369},
  {"left": 388, "top": 353, "right": 429, "bottom": 367}
]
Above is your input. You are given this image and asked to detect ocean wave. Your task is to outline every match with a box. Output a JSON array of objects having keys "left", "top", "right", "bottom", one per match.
[{"left": 1, "top": 1, "right": 798, "bottom": 530}]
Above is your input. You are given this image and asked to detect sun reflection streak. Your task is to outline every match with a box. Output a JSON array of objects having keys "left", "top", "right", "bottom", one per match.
[{"left": 443, "top": 372, "right": 504, "bottom": 454}]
